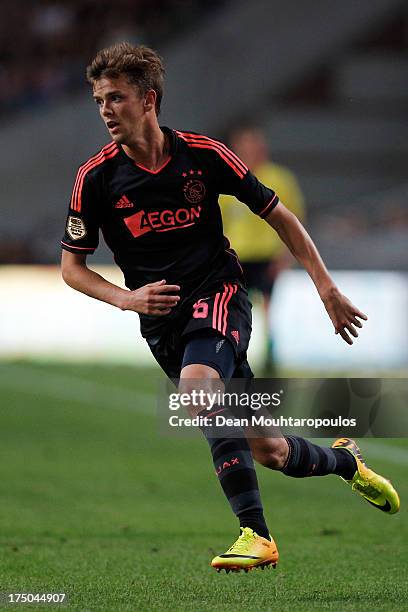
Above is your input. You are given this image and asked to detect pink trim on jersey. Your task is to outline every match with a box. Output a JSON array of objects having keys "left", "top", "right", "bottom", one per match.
[
  {"left": 71, "top": 142, "right": 119, "bottom": 212},
  {"left": 176, "top": 131, "right": 248, "bottom": 174},
  {"left": 61, "top": 241, "right": 95, "bottom": 251},
  {"left": 71, "top": 143, "right": 117, "bottom": 211},
  {"left": 259, "top": 194, "right": 278, "bottom": 218},
  {"left": 176, "top": 131, "right": 248, "bottom": 179},
  {"left": 133, "top": 156, "right": 172, "bottom": 174}
]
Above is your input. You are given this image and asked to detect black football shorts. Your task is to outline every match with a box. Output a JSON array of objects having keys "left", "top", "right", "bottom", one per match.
[{"left": 146, "top": 281, "right": 253, "bottom": 382}]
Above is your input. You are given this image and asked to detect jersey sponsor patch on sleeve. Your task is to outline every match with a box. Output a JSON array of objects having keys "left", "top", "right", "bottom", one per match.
[{"left": 66, "top": 216, "right": 87, "bottom": 240}]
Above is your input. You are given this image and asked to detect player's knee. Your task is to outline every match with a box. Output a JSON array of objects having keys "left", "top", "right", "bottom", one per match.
[
  {"left": 251, "top": 438, "right": 289, "bottom": 470},
  {"left": 179, "top": 364, "right": 223, "bottom": 416}
]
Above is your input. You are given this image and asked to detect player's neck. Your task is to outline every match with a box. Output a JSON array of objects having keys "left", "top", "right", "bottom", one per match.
[{"left": 122, "top": 124, "right": 170, "bottom": 171}]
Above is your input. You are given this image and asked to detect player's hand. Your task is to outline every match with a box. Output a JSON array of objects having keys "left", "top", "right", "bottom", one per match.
[
  {"left": 120, "top": 279, "right": 180, "bottom": 315},
  {"left": 321, "top": 287, "right": 368, "bottom": 345}
]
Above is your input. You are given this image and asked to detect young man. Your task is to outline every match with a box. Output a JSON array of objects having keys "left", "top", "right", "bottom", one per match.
[{"left": 61, "top": 43, "right": 400, "bottom": 573}]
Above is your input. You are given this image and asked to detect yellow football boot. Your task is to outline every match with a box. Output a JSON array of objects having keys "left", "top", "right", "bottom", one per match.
[
  {"left": 332, "top": 438, "right": 400, "bottom": 514},
  {"left": 211, "top": 527, "right": 279, "bottom": 573}
]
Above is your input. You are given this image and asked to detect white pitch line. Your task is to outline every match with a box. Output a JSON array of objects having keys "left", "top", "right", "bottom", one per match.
[{"left": 0, "top": 364, "right": 157, "bottom": 415}]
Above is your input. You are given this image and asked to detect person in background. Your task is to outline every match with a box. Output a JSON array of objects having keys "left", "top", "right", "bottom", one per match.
[{"left": 221, "top": 124, "right": 306, "bottom": 373}]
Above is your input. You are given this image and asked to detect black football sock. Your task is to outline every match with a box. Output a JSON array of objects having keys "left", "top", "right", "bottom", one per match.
[
  {"left": 282, "top": 436, "right": 357, "bottom": 479},
  {"left": 332, "top": 448, "right": 358, "bottom": 480},
  {"left": 198, "top": 408, "right": 270, "bottom": 540}
]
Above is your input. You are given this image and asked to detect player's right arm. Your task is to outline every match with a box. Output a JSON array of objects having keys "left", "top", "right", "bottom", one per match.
[
  {"left": 61, "top": 161, "right": 179, "bottom": 316},
  {"left": 61, "top": 251, "right": 180, "bottom": 316}
]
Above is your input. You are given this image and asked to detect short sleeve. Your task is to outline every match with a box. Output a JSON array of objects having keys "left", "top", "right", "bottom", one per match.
[
  {"left": 216, "top": 144, "right": 279, "bottom": 218},
  {"left": 61, "top": 170, "right": 101, "bottom": 254}
]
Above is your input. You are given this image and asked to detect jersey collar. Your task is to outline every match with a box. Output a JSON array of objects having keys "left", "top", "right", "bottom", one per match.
[{"left": 119, "top": 126, "right": 177, "bottom": 175}]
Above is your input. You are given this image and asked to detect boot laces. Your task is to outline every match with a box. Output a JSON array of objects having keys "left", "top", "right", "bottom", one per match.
[{"left": 227, "top": 528, "right": 256, "bottom": 554}]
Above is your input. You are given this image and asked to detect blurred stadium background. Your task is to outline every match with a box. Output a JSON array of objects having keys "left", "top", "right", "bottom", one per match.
[
  {"left": 1, "top": 0, "right": 407, "bottom": 371},
  {"left": 1, "top": 3, "right": 407, "bottom": 609}
]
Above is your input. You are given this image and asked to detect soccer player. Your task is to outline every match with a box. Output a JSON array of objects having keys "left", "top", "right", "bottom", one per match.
[{"left": 61, "top": 43, "right": 400, "bottom": 573}]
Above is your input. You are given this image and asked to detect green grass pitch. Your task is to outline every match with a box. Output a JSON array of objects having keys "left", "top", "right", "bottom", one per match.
[{"left": 0, "top": 362, "right": 407, "bottom": 611}]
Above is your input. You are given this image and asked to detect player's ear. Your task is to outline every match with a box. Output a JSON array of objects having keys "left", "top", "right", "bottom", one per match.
[{"left": 144, "top": 90, "right": 156, "bottom": 112}]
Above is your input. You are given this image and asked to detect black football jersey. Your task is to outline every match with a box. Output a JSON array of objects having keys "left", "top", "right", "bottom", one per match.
[{"left": 61, "top": 127, "right": 279, "bottom": 336}]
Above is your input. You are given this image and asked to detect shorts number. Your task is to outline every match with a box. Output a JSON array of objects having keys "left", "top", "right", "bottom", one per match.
[{"left": 193, "top": 300, "right": 209, "bottom": 319}]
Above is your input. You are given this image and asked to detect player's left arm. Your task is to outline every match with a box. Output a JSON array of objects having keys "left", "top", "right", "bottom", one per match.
[{"left": 265, "top": 201, "right": 368, "bottom": 345}]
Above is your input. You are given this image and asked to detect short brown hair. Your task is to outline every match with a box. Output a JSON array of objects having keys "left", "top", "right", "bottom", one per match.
[{"left": 86, "top": 42, "right": 165, "bottom": 115}]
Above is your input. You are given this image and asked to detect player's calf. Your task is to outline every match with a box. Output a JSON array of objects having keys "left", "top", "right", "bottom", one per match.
[
  {"left": 281, "top": 435, "right": 357, "bottom": 478},
  {"left": 250, "top": 436, "right": 289, "bottom": 469},
  {"left": 251, "top": 435, "right": 357, "bottom": 478}
]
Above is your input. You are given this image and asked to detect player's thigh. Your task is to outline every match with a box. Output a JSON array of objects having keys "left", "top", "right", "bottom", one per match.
[
  {"left": 179, "top": 330, "right": 237, "bottom": 416},
  {"left": 181, "top": 329, "right": 237, "bottom": 381}
]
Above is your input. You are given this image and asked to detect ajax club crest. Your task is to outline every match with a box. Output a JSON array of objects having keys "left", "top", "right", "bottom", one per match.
[{"left": 183, "top": 177, "right": 206, "bottom": 204}]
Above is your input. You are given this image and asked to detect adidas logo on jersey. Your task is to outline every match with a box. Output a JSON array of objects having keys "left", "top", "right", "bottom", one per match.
[{"left": 115, "top": 195, "right": 134, "bottom": 208}]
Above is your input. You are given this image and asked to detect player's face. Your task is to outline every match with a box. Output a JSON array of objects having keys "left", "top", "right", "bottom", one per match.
[{"left": 93, "top": 75, "right": 147, "bottom": 144}]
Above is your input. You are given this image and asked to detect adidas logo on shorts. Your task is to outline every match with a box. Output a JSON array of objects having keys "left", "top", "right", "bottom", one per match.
[
  {"left": 231, "top": 330, "right": 240, "bottom": 345},
  {"left": 215, "top": 339, "right": 225, "bottom": 353}
]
